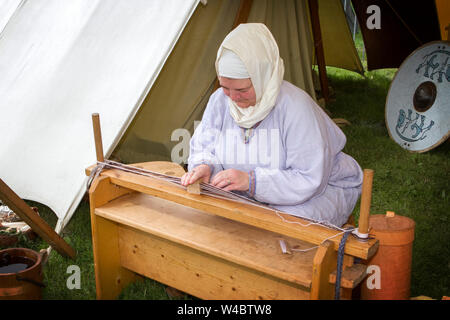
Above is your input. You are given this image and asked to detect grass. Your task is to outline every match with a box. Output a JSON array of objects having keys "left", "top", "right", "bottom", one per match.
[
  {"left": 326, "top": 65, "right": 449, "bottom": 299},
  {"left": 2, "top": 36, "right": 449, "bottom": 299},
  {"left": 3, "top": 200, "right": 98, "bottom": 299}
]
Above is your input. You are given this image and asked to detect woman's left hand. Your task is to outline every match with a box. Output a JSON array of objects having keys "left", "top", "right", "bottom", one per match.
[{"left": 210, "top": 169, "right": 249, "bottom": 192}]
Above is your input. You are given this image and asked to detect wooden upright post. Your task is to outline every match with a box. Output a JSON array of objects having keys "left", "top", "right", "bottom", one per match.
[
  {"left": 308, "top": 0, "right": 330, "bottom": 104},
  {"left": 232, "top": 0, "right": 253, "bottom": 28},
  {"left": 92, "top": 113, "right": 104, "bottom": 163},
  {"left": 358, "top": 169, "right": 374, "bottom": 237},
  {"left": 213, "top": 0, "right": 253, "bottom": 92}
]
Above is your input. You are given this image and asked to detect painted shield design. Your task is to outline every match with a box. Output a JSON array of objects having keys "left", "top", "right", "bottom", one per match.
[{"left": 386, "top": 41, "right": 450, "bottom": 152}]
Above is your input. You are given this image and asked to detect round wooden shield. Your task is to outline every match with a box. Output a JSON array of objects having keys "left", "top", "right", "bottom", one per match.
[{"left": 386, "top": 41, "right": 450, "bottom": 152}]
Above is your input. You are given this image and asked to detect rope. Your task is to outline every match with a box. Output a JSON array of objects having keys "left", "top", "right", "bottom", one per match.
[
  {"left": 334, "top": 228, "right": 353, "bottom": 300},
  {"left": 86, "top": 162, "right": 105, "bottom": 190}
]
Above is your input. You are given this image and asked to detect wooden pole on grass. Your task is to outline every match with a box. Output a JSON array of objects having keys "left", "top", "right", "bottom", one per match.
[{"left": 0, "top": 179, "right": 76, "bottom": 259}]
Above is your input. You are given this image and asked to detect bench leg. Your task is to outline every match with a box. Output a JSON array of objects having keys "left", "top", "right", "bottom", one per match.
[
  {"left": 310, "top": 241, "right": 337, "bottom": 300},
  {"left": 89, "top": 176, "right": 138, "bottom": 299}
]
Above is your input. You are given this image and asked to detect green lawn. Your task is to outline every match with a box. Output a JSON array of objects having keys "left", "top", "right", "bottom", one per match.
[
  {"left": 326, "top": 66, "right": 449, "bottom": 299},
  {"left": 3, "top": 54, "right": 449, "bottom": 300}
]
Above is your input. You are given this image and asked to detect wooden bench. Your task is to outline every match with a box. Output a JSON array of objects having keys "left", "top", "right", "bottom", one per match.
[{"left": 87, "top": 161, "right": 378, "bottom": 300}]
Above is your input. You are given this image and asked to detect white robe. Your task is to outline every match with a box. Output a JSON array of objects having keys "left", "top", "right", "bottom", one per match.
[{"left": 188, "top": 81, "right": 363, "bottom": 227}]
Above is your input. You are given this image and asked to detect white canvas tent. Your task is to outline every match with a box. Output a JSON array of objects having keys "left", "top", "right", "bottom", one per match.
[
  {"left": 112, "top": 0, "right": 363, "bottom": 165},
  {"left": 0, "top": 0, "right": 362, "bottom": 234},
  {"left": 0, "top": 0, "right": 21, "bottom": 34},
  {"left": 0, "top": 0, "right": 200, "bottom": 232}
]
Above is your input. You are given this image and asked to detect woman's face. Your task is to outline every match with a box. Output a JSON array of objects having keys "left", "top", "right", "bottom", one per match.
[{"left": 219, "top": 77, "right": 256, "bottom": 108}]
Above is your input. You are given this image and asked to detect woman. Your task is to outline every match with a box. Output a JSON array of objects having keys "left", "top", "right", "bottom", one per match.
[{"left": 181, "top": 23, "right": 363, "bottom": 227}]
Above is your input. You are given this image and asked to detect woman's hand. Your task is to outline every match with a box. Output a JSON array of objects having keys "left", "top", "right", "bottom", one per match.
[
  {"left": 210, "top": 169, "right": 249, "bottom": 192},
  {"left": 181, "top": 164, "right": 211, "bottom": 186}
]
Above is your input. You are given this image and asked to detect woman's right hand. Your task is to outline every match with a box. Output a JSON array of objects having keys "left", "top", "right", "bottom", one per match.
[{"left": 180, "top": 164, "right": 211, "bottom": 186}]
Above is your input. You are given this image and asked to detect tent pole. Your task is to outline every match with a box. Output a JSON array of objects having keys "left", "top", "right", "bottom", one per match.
[
  {"left": 232, "top": 0, "right": 253, "bottom": 27},
  {"left": 0, "top": 179, "right": 76, "bottom": 259},
  {"left": 213, "top": 0, "right": 253, "bottom": 92},
  {"left": 308, "top": 0, "right": 330, "bottom": 105}
]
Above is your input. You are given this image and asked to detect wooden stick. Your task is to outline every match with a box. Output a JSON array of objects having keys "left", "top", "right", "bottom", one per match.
[
  {"left": 0, "top": 179, "right": 76, "bottom": 259},
  {"left": 213, "top": 0, "right": 253, "bottom": 92},
  {"left": 92, "top": 113, "right": 104, "bottom": 163},
  {"left": 308, "top": 0, "right": 330, "bottom": 105},
  {"left": 187, "top": 181, "right": 201, "bottom": 195},
  {"left": 358, "top": 169, "right": 374, "bottom": 236},
  {"left": 232, "top": 0, "right": 253, "bottom": 28}
]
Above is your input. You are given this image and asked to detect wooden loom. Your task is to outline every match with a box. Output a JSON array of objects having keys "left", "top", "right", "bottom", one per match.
[{"left": 87, "top": 114, "right": 378, "bottom": 300}]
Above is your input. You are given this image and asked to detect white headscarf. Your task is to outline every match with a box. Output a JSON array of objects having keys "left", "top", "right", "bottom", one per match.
[
  {"left": 215, "top": 23, "right": 285, "bottom": 128},
  {"left": 217, "top": 48, "right": 250, "bottom": 79}
]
